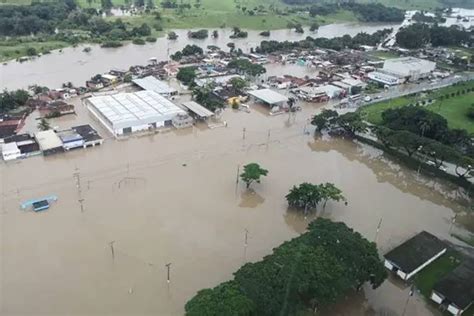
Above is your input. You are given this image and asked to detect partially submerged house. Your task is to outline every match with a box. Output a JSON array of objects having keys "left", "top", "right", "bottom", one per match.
[
  {"left": 71, "top": 125, "right": 103, "bottom": 147},
  {"left": 431, "top": 260, "right": 474, "bottom": 315},
  {"left": 384, "top": 231, "right": 447, "bottom": 281},
  {"left": 2, "top": 134, "right": 40, "bottom": 160},
  {"left": 248, "top": 88, "right": 288, "bottom": 112},
  {"left": 34, "top": 130, "right": 64, "bottom": 156}
]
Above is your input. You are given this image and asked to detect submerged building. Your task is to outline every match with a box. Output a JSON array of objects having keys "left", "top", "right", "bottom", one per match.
[
  {"left": 85, "top": 91, "right": 186, "bottom": 137},
  {"left": 382, "top": 57, "right": 436, "bottom": 81}
]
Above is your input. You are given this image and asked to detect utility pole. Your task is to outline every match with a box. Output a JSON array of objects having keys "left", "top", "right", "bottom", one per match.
[
  {"left": 244, "top": 229, "right": 249, "bottom": 247},
  {"left": 401, "top": 285, "right": 415, "bottom": 316},
  {"left": 109, "top": 241, "right": 115, "bottom": 260},
  {"left": 236, "top": 165, "right": 240, "bottom": 184},
  {"left": 73, "top": 168, "right": 84, "bottom": 212},
  {"left": 374, "top": 217, "right": 382, "bottom": 242},
  {"left": 242, "top": 127, "right": 246, "bottom": 140},
  {"left": 267, "top": 129, "right": 271, "bottom": 144},
  {"left": 165, "top": 263, "right": 172, "bottom": 283},
  {"left": 449, "top": 214, "right": 457, "bottom": 235}
]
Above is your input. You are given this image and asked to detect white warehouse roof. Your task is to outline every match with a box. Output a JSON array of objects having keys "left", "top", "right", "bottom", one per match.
[
  {"left": 383, "top": 57, "right": 436, "bottom": 78},
  {"left": 133, "top": 76, "right": 177, "bottom": 95},
  {"left": 248, "top": 89, "right": 288, "bottom": 105},
  {"left": 181, "top": 101, "right": 214, "bottom": 118},
  {"left": 87, "top": 91, "right": 185, "bottom": 130}
]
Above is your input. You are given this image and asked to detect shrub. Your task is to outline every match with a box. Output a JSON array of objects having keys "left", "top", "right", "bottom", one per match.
[
  {"left": 132, "top": 38, "right": 146, "bottom": 45},
  {"left": 146, "top": 36, "right": 157, "bottom": 42}
]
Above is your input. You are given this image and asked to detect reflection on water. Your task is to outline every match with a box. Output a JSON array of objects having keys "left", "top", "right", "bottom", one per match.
[
  {"left": 307, "top": 136, "right": 472, "bottom": 221},
  {"left": 238, "top": 190, "right": 265, "bottom": 208}
]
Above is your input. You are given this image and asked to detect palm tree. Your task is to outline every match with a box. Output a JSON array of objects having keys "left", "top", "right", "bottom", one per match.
[{"left": 38, "top": 118, "right": 51, "bottom": 131}]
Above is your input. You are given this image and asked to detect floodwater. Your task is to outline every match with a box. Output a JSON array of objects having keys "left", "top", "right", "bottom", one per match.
[
  {"left": 0, "top": 95, "right": 472, "bottom": 315},
  {"left": 0, "top": 22, "right": 399, "bottom": 90}
]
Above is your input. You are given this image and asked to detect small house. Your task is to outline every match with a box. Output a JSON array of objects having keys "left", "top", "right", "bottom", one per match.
[
  {"left": 1, "top": 142, "right": 21, "bottom": 161},
  {"left": 431, "top": 260, "right": 474, "bottom": 315},
  {"left": 57, "top": 130, "right": 84, "bottom": 151},
  {"left": 384, "top": 231, "right": 447, "bottom": 281},
  {"left": 34, "top": 130, "right": 64, "bottom": 156},
  {"left": 72, "top": 125, "right": 103, "bottom": 147}
]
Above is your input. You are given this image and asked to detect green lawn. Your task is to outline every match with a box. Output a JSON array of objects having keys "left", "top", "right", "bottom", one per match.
[
  {"left": 414, "top": 249, "right": 463, "bottom": 298},
  {"left": 0, "top": 40, "right": 69, "bottom": 62},
  {"left": 359, "top": 81, "right": 474, "bottom": 135},
  {"left": 369, "top": 50, "right": 400, "bottom": 60}
]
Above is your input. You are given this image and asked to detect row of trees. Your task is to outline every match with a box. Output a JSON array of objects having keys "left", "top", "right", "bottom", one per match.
[
  {"left": 227, "top": 59, "right": 266, "bottom": 77},
  {"left": 396, "top": 23, "right": 473, "bottom": 49},
  {"left": 380, "top": 105, "right": 472, "bottom": 157},
  {"left": 256, "top": 29, "right": 393, "bottom": 53},
  {"left": 185, "top": 218, "right": 386, "bottom": 316},
  {"left": 311, "top": 110, "right": 368, "bottom": 137}
]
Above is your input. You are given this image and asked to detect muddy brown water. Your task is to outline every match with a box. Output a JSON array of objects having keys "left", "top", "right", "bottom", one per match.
[
  {"left": 0, "top": 95, "right": 471, "bottom": 315},
  {"left": 0, "top": 22, "right": 400, "bottom": 90}
]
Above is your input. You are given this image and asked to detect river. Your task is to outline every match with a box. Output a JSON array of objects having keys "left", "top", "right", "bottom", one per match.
[
  {"left": 0, "top": 94, "right": 472, "bottom": 315},
  {"left": 0, "top": 22, "right": 399, "bottom": 90}
]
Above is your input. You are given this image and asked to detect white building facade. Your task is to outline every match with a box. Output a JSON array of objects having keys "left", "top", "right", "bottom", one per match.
[{"left": 382, "top": 57, "right": 436, "bottom": 80}]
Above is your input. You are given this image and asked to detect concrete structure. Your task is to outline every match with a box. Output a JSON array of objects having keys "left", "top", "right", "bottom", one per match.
[
  {"left": 382, "top": 57, "right": 436, "bottom": 80},
  {"left": 431, "top": 260, "right": 474, "bottom": 315},
  {"left": 3, "top": 134, "right": 40, "bottom": 159},
  {"left": 195, "top": 74, "right": 242, "bottom": 87},
  {"left": 367, "top": 71, "right": 401, "bottom": 86},
  {"left": 133, "top": 76, "right": 178, "bottom": 97},
  {"left": 384, "top": 231, "right": 447, "bottom": 281},
  {"left": 172, "top": 113, "right": 194, "bottom": 129},
  {"left": 181, "top": 101, "right": 214, "bottom": 120},
  {"left": 34, "top": 130, "right": 64, "bottom": 156},
  {"left": 86, "top": 91, "right": 186, "bottom": 137},
  {"left": 57, "top": 130, "right": 84, "bottom": 151},
  {"left": 72, "top": 125, "right": 103, "bottom": 147},
  {"left": 1, "top": 142, "right": 21, "bottom": 161},
  {"left": 248, "top": 89, "right": 288, "bottom": 108}
]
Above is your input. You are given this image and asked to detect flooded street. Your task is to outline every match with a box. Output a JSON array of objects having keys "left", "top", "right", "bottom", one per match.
[
  {"left": 0, "top": 96, "right": 472, "bottom": 315},
  {"left": 0, "top": 22, "right": 399, "bottom": 90}
]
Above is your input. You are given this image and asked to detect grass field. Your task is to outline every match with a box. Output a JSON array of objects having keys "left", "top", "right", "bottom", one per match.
[
  {"left": 0, "top": 40, "right": 69, "bottom": 62},
  {"left": 359, "top": 81, "right": 474, "bottom": 134},
  {"left": 414, "top": 249, "right": 462, "bottom": 299}
]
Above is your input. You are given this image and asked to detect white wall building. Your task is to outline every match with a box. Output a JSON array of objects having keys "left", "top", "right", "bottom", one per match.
[
  {"left": 85, "top": 91, "right": 186, "bottom": 137},
  {"left": 133, "top": 76, "right": 178, "bottom": 97},
  {"left": 1, "top": 142, "right": 21, "bottom": 161},
  {"left": 382, "top": 57, "right": 436, "bottom": 80}
]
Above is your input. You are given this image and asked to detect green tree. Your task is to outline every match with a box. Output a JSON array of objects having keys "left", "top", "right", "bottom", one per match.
[
  {"left": 101, "top": 0, "right": 113, "bottom": 10},
  {"left": 336, "top": 112, "right": 367, "bottom": 136},
  {"left": 240, "top": 163, "right": 268, "bottom": 189},
  {"left": 229, "top": 77, "right": 248, "bottom": 91},
  {"left": 176, "top": 67, "right": 196, "bottom": 85},
  {"left": 147, "top": 0, "right": 155, "bottom": 8},
  {"left": 168, "top": 31, "right": 178, "bottom": 40},
  {"left": 286, "top": 182, "right": 345, "bottom": 214},
  {"left": 185, "top": 281, "right": 255, "bottom": 316},
  {"left": 311, "top": 109, "right": 338, "bottom": 132},
  {"left": 37, "top": 118, "right": 51, "bottom": 131}
]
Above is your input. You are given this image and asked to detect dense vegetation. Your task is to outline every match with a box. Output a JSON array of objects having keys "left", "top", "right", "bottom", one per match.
[
  {"left": 171, "top": 44, "right": 203, "bottom": 61},
  {"left": 286, "top": 182, "right": 345, "bottom": 213},
  {"left": 255, "top": 29, "right": 392, "bottom": 53},
  {"left": 396, "top": 23, "right": 473, "bottom": 49},
  {"left": 227, "top": 59, "right": 266, "bottom": 77},
  {"left": 0, "top": 89, "right": 30, "bottom": 113},
  {"left": 185, "top": 218, "right": 387, "bottom": 316}
]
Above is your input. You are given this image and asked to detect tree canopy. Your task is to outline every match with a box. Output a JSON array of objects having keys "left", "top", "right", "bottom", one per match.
[
  {"left": 176, "top": 67, "right": 197, "bottom": 86},
  {"left": 240, "top": 163, "right": 268, "bottom": 189},
  {"left": 186, "top": 218, "right": 387, "bottom": 316},
  {"left": 227, "top": 59, "right": 266, "bottom": 77},
  {"left": 0, "top": 89, "right": 30, "bottom": 113},
  {"left": 286, "top": 182, "right": 346, "bottom": 214},
  {"left": 311, "top": 111, "right": 367, "bottom": 136},
  {"left": 396, "top": 24, "right": 473, "bottom": 49}
]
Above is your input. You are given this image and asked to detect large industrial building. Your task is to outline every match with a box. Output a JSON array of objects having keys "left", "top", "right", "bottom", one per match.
[
  {"left": 382, "top": 57, "right": 436, "bottom": 81},
  {"left": 85, "top": 91, "right": 186, "bottom": 137}
]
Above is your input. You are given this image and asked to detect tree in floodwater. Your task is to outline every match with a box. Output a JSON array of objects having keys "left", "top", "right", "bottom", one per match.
[
  {"left": 186, "top": 218, "right": 387, "bottom": 316},
  {"left": 240, "top": 163, "right": 268, "bottom": 189},
  {"left": 37, "top": 118, "right": 51, "bottom": 131},
  {"left": 286, "top": 182, "right": 345, "bottom": 214}
]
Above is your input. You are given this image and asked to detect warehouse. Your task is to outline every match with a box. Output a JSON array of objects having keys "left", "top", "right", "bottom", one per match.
[
  {"left": 85, "top": 91, "right": 186, "bottom": 137},
  {"left": 382, "top": 57, "right": 436, "bottom": 81},
  {"left": 248, "top": 89, "right": 288, "bottom": 108},
  {"left": 133, "top": 76, "right": 178, "bottom": 98}
]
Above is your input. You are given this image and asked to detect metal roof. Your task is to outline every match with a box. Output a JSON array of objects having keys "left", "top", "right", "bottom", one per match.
[
  {"left": 248, "top": 89, "right": 288, "bottom": 105},
  {"left": 87, "top": 91, "right": 185, "bottom": 130},
  {"left": 181, "top": 101, "right": 214, "bottom": 118},
  {"left": 133, "top": 76, "right": 177, "bottom": 95}
]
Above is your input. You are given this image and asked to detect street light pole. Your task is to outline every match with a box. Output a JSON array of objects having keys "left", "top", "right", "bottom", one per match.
[{"left": 165, "top": 263, "right": 172, "bottom": 283}]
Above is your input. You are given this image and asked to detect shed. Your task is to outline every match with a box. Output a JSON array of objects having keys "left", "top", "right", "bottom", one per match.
[
  {"left": 34, "top": 130, "right": 64, "bottom": 156},
  {"left": 248, "top": 89, "right": 288, "bottom": 107},
  {"left": 431, "top": 260, "right": 474, "bottom": 315},
  {"left": 384, "top": 231, "right": 447, "bottom": 280},
  {"left": 181, "top": 101, "right": 214, "bottom": 120}
]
